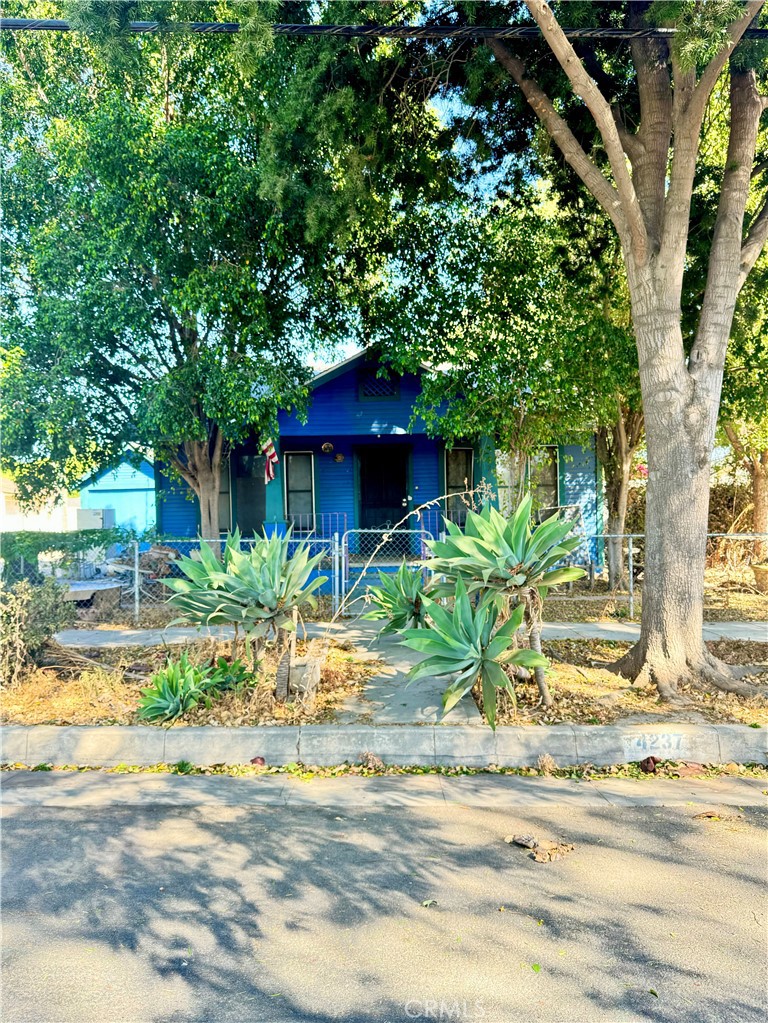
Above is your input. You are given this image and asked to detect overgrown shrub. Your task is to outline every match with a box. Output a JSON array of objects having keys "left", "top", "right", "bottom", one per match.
[{"left": 0, "top": 579, "right": 76, "bottom": 686}]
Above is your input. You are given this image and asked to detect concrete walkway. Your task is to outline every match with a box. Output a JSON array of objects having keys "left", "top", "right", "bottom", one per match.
[{"left": 55, "top": 618, "right": 768, "bottom": 649}]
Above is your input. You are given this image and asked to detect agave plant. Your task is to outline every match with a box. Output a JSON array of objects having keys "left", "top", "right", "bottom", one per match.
[
  {"left": 164, "top": 527, "right": 327, "bottom": 642},
  {"left": 400, "top": 580, "right": 547, "bottom": 729},
  {"left": 423, "top": 497, "right": 587, "bottom": 708},
  {"left": 138, "top": 654, "right": 214, "bottom": 723},
  {"left": 363, "top": 561, "right": 431, "bottom": 635},
  {"left": 426, "top": 497, "right": 586, "bottom": 599}
]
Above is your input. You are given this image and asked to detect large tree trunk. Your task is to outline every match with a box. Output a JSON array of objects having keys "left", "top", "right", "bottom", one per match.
[
  {"left": 171, "top": 430, "right": 226, "bottom": 550},
  {"left": 613, "top": 282, "right": 757, "bottom": 700},
  {"left": 752, "top": 455, "right": 768, "bottom": 563}
]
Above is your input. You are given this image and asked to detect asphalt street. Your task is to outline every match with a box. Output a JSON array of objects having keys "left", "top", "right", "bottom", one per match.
[{"left": 1, "top": 775, "right": 767, "bottom": 1023}]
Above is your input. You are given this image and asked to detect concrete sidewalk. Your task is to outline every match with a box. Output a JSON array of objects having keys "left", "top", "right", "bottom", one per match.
[
  {"left": 2, "top": 769, "right": 766, "bottom": 809},
  {"left": 55, "top": 618, "right": 768, "bottom": 648}
]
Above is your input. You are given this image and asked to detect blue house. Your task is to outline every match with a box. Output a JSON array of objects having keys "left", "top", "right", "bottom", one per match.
[
  {"left": 153, "top": 352, "right": 603, "bottom": 567},
  {"left": 80, "top": 456, "right": 157, "bottom": 533}
]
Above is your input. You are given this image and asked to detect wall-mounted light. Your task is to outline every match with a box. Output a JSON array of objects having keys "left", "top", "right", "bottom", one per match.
[{"left": 321, "top": 442, "right": 334, "bottom": 454}]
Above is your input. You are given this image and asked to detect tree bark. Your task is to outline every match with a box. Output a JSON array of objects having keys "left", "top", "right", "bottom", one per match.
[
  {"left": 169, "top": 430, "right": 226, "bottom": 550},
  {"left": 611, "top": 270, "right": 759, "bottom": 699},
  {"left": 752, "top": 454, "right": 768, "bottom": 563}
]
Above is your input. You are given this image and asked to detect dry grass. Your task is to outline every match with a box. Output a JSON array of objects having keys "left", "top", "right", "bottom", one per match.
[
  {"left": 0, "top": 639, "right": 377, "bottom": 727},
  {"left": 487, "top": 639, "right": 768, "bottom": 727},
  {"left": 542, "top": 587, "right": 768, "bottom": 623}
]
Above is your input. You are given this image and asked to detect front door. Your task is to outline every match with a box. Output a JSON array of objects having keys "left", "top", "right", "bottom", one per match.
[{"left": 358, "top": 445, "right": 409, "bottom": 556}]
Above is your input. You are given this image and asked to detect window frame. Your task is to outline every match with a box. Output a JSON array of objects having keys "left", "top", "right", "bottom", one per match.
[
  {"left": 444, "top": 446, "right": 475, "bottom": 523},
  {"left": 283, "top": 450, "right": 316, "bottom": 524},
  {"left": 528, "top": 445, "right": 560, "bottom": 515}
]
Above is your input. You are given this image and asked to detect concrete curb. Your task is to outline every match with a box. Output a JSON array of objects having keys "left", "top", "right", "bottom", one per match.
[{"left": 2, "top": 722, "right": 766, "bottom": 768}]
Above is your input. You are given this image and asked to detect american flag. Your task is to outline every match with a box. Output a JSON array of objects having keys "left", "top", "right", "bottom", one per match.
[{"left": 261, "top": 439, "right": 279, "bottom": 483}]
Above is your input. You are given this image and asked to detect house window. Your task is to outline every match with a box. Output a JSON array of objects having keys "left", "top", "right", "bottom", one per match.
[
  {"left": 217, "top": 463, "right": 232, "bottom": 534},
  {"left": 358, "top": 369, "right": 399, "bottom": 401},
  {"left": 445, "top": 447, "right": 474, "bottom": 525},
  {"left": 284, "top": 452, "right": 315, "bottom": 525},
  {"left": 529, "top": 447, "right": 559, "bottom": 519}
]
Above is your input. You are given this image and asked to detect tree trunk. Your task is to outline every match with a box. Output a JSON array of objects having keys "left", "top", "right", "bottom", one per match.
[
  {"left": 197, "top": 466, "right": 220, "bottom": 542},
  {"left": 170, "top": 432, "right": 225, "bottom": 552},
  {"left": 752, "top": 455, "right": 768, "bottom": 563},
  {"left": 612, "top": 283, "right": 757, "bottom": 700}
]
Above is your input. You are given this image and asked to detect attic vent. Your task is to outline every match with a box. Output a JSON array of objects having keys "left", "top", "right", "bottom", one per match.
[{"left": 358, "top": 370, "right": 399, "bottom": 400}]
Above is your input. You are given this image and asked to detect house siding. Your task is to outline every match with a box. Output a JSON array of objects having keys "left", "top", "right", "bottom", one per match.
[
  {"left": 278, "top": 370, "right": 426, "bottom": 438},
  {"left": 156, "top": 470, "right": 199, "bottom": 538},
  {"left": 80, "top": 458, "right": 157, "bottom": 532},
  {"left": 559, "top": 441, "right": 601, "bottom": 565}
]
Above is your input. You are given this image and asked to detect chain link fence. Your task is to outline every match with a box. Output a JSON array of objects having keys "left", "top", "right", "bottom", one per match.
[{"left": 2, "top": 527, "right": 766, "bottom": 626}]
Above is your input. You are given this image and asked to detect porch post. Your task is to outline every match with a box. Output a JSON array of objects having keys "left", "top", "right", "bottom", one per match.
[{"left": 475, "top": 435, "right": 499, "bottom": 507}]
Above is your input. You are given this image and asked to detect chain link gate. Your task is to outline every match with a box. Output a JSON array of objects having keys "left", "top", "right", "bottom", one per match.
[{"left": 335, "top": 527, "right": 437, "bottom": 615}]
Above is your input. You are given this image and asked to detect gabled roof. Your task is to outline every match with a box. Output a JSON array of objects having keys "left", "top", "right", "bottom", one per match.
[{"left": 311, "top": 350, "right": 433, "bottom": 390}]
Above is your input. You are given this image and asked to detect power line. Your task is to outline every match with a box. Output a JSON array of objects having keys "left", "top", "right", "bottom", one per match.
[{"left": 1, "top": 18, "right": 766, "bottom": 40}]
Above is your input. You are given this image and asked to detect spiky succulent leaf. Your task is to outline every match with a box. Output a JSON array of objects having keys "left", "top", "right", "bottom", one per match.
[
  {"left": 363, "top": 561, "right": 431, "bottom": 635},
  {"left": 400, "top": 578, "right": 549, "bottom": 729},
  {"left": 425, "top": 501, "right": 586, "bottom": 597},
  {"left": 164, "top": 528, "right": 326, "bottom": 634}
]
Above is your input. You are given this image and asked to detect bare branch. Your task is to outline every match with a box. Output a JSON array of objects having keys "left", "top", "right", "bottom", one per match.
[
  {"left": 487, "top": 40, "right": 628, "bottom": 244},
  {"left": 522, "top": 0, "right": 648, "bottom": 261},
  {"left": 692, "top": 69, "right": 765, "bottom": 376},
  {"left": 691, "top": 0, "right": 765, "bottom": 120},
  {"left": 723, "top": 422, "right": 748, "bottom": 463}
]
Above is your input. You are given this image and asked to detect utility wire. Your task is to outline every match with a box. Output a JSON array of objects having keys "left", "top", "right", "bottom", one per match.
[{"left": 1, "top": 19, "right": 766, "bottom": 40}]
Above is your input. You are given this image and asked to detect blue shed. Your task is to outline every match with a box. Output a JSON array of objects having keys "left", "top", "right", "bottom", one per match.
[{"left": 80, "top": 456, "right": 157, "bottom": 533}]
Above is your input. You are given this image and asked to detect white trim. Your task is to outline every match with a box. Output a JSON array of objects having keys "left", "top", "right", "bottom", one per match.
[
  {"left": 311, "top": 350, "right": 435, "bottom": 388},
  {"left": 282, "top": 450, "right": 316, "bottom": 522}
]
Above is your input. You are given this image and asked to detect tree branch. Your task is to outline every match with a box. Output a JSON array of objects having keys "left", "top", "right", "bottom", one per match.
[
  {"left": 487, "top": 40, "right": 628, "bottom": 244},
  {"left": 691, "top": 69, "right": 765, "bottom": 386},
  {"left": 739, "top": 193, "right": 768, "bottom": 289},
  {"left": 522, "top": 0, "right": 648, "bottom": 262},
  {"left": 723, "top": 422, "right": 748, "bottom": 463},
  {"left": 691, "top": 0, "right": 765, "bottom": 121},
  {"left": 660, "top": 2, "right": 764, "bottom": 284}
]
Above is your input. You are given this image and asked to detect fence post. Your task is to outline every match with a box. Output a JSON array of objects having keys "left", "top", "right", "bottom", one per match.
[
  {"left": 133, "top": 540, "right": 140, "bottom": 625},
  {"left": 332, "top": 532, "right": 339, "bottom": 616},
  {"left": 627, "top": 537, "right": 635, "bottom": 621}
]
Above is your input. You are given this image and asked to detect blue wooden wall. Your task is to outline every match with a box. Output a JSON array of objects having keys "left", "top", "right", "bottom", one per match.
[
  {"left": 278, "top": 367, "right": 427, "bottom": 438},
  {"left": 156, "top": 468, "right": 199, "bottom": 537},
  {"left": 80, "top": 458, "right": 157, "bottom": 532},
  {"left": 559, "top": 441, "right": 603, "bottom": 566}
]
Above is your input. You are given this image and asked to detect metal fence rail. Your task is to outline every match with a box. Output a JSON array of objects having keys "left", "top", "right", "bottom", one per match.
[{"left": 2, "top": 528, "right": 766, "bottom": 625}]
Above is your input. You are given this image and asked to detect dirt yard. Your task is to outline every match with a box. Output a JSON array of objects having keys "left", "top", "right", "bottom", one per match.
[
  {"left": 0, "top": 639, "right": 377, "bottom": 727},
  {"left": 487, "top": 639, "right": 768, "bottom": 727}
]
